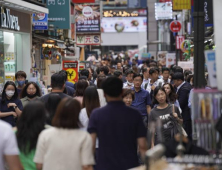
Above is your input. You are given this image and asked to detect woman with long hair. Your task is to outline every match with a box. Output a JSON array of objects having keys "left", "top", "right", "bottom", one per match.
[
  {"left": 150, "top": 86, "right": 183, "bottom": 146},
  {"left": 0, "top": 81, "right": 23, "bottom": 126},
  {"left": 34, "top": 98, "right": 95, "bottom": 170},
  {"left": 96, "top": 74, "right": 107, "bottom": 107},
  {"left": 16, "top": 101, "right": 46, "bottom": 170},
  {"left": 79, "top": 86, "right": 100, "bottom": 130},
  {"left": 74, "top": 80, "right": 89, "bottom": 106},
  {"left": 20, "top": 82, "right": 42, "bottom": 107}
]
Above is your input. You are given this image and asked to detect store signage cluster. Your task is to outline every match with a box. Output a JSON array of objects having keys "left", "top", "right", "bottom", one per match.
[
  {"left": 77, "top": 35, "right": 101, "bottom": 45},
  {"left": 170, "top": 20, "right": 182, "bottom": 33},
  {"left": 103, "top": 9, "right": 147, "bottom": 17},
  {"left": 155, "top": 2, "right": 173, "bottom": 20},
  {"left": 0, "top": 8, "right": 20, "bottom": 31}
]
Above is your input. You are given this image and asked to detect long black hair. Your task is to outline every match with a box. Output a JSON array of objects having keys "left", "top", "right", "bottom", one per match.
[
  {"left": 45, "top": 93, "right": 62, "bottom": 125},
  {"left": 16, "top": 101, "right": 46, "bottom": 154},
  {"left": 20, "top": 82, "right": 42, "bottom": 98},
  {"left": 1, "top": 81, "right": 18, "bottom": 104},
  {"left": 152, "top": 86, "right": 168, "bottom": 105}
]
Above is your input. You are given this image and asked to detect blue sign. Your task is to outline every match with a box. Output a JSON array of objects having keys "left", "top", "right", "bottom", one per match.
[{"left": 33, "top": 13, "right": 48, "bottom": 30}]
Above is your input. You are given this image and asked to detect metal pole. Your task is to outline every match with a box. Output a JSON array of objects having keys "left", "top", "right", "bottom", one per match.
[
  {"left": 175, "top": 15, "right": 179, "bottom": 66},
  {"left": 146, "top": 6, "right": 149, "bottom": 53},
  {"left": 193, "top": 0, "right": 205, "bottom": 88}
]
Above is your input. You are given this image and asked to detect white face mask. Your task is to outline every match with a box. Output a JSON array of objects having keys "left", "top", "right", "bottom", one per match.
[{"left": 6, "top": 90, "right": 15, "bottom": 97}]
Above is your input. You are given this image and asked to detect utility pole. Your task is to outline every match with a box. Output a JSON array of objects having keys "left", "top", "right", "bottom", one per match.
[{"left": 193, "top": 0, "right": 205, "bottom": 88}]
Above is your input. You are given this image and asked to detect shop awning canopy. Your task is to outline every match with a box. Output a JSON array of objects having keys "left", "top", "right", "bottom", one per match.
[{"left": 0, "top": 0, "right": 49, "bottom": 14}]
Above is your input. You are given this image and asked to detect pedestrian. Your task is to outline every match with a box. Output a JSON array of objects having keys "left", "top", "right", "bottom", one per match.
[
  {"left": 113, "top": 70, "right": 123, "bottom": 79},
  {"left": 40, "top": 73, "right": 71, "bottom": 103},
  {"left": 15, "top": 71, "right": 27, "bottom": 96},
  {"left": 16, "top": 101, "right": 46, "bottom": 170},
  {"left": 20, "top": 82, "right": 42, "bottom": 107},
  {"left": 131, "top": 74, "right": 151, "bottom": 127},
  {"left": 80, "top": 69, "right": 95, "bottom": 86},
  {"left": 0, "top": 120, "right": 23, "bottom": 170},
  {"left": 122, "top": 89, "right": 135, "bottom": 107},
  {"left": 162, "top": 67, "right": 171, "bottom": 84},
  {"left": 88, "top": 77, "right": 147, "bottom": 170},
  {"left": 96, "top": 75, "right": 107, "bottom": 107},
  {"left": 123, "top": 69, "right": 134, "bottom": 89},
  {"left": 59, "top": 70, "right": 75, "bottom": 97},
  {"left": 74, "top": 80, "right": 89, "bottom": 106},
  {"left": 150, "top": 86, "right": 183, "bottom": 146},
  {"left": 172, "top": 72, "right": 192, "bottom": 139},
  {"left": 45, "top": 93, "right": 61, "bottom": 125},
  {"left": 0, "top": 81, "right": 23, "bottom": 127},
  {"left": 163, "top": 83, "right": 181, "bottom": 112},
  {"left": 141, "top": 67, "right": 150, "bottom": 89},
  {"left": 34, "top": 98, "right": 95, "bottom": 170}
]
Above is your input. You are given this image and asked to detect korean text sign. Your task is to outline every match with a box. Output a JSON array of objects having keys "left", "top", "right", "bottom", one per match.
[
  {"left": 75, "top": 4, "right": 100, "bottom": 33},
  {"left": 47, "top": 0, "right": 70, "bottom": 29},
  {"left": 32, "top": 13, "right": 48, "bottom": 30}
]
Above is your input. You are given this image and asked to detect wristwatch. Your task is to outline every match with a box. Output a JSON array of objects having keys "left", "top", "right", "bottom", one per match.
[{"left": 14, "top": 106, "right": 18, "bottom": 109}]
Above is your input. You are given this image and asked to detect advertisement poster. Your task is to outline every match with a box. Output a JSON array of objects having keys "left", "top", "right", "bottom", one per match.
[
  {"left": 166, "top": 53, "right": 176, "bottom": 68},
  {"left": 101, "top": 17, "right": 147, "bottom": 33},
  {"left": 205, "top": 50, "right": 217, "bottom": 88},
  {"left": 46, "top": 0, "right": 70, "bottom": 29},
  {"left": 155, "top": 2, "right": 173, "bottom": 20},
  {"left": 62, "top": 61, "right": 78, "bottom": 83},
  {"left": 157, "top": 51, "right": 167, "bottom": 66},
  {"left": 85, "top": 51, "right": 98, "bottom": 61},
  {"left": 32, "top": 13, "right": 48, "bottom": 30},
  {"left": 75, "top": 4, "right": 100, "bottom": 33},
  {"left": 178, "top": 61, "right": 194, "bottom": 72}
]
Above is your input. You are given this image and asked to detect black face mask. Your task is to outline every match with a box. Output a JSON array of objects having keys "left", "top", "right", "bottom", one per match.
[{"left": 27, "top": 93, "right": 37, "bottom": 99}]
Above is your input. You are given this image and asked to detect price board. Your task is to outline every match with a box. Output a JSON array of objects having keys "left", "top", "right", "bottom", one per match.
[{"left": 62, "top": 61, "right": 78, "bottom": 83}]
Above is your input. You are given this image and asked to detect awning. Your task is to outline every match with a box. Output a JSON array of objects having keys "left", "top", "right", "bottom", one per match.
[{"left": 0, "top": 0, "right": 49, "bottom": 14}]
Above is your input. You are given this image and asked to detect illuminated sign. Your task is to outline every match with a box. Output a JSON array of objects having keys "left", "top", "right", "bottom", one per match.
[
  {"left": 62, "top": 61, "right": 78, "bottom": 83},
  {"left": 103, "top": 9, "right": 147, "bottom": 17}
]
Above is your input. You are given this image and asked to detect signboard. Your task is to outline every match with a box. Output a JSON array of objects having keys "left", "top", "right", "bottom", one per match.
[
  {"left": 85, "top": 51, "right": 98, "bottom": 61},
  {"left": 178, "top": 61, "right": 194, "bottom": 72},
  {"left": 170, "top": 20, "right": 182, "bottom": 33},
  {"left": 46, "top": 0, "right": 70, "bottom": 29},
  {"left": 141, "top": 53, "right": 151, "bottom": 59},
  {"left": 32, "top": 13, "right": 48, "bottom": 30},
  {"left": 159, "top": 0, "right": 171, "bottom": 2},
  {"left": 62, "top": 61, "right": 78, "bottom": 83},
  {"left": 75, "top": 4, "right": 100, "bottom": 33},
  {"left": 101, "top": 17, "right": 147, "bottom": 33},
  {"left": 77, "top": 35, "right": 101, "bottom": 45},
  {"left": 173, "top": 0, "right": 191, "bottom": 10},
  {"left": 205, "top": 50, "right": 217, "bottom": 88},
  {"left": 64, "top": 47, "right": 80, "bottom": 59},
  {"left": 157, "top": 51, "right": 167, "bottom": 66},
  {"left": 204, "top": 0, "right": 213, "bottom": 27},
  {"left": 72, "top": 0, "right": 95, "bottom": 2},
  {"left": 103, "top": 9, "right": 147, "bottom": 17},
  {"left": 166, "top": 53, "right": 176, "bottom": 68},
  {"left": 155, "top": 2, "right": 173, "bottom": 20},
  {"left": 176, "top": 35, "right": 185, "bottom": 50}
]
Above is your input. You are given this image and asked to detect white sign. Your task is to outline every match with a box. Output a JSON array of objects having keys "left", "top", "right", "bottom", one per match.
[
  {"left": 205, "top": 50, "right": 217, "bottom": 88},
  {"left": 82, "top": 6, "right": 93, "bottom": 17},
  {"left": 101, "top": 17, "right": 147, "bottom": 33},
  {"left": 166, "top": 53, "right": 176, "bottom": 67},
  {"left": 178, "top": 61, "right": 194, "bottom": 73},
  {"left": 1, "top": 8, "right": 20, "bottom": 31},
  {"left": 64, "top": 47, "right": 80, "bottom": 60},
  {"left": 155, "top": 2, "right": 173, "bottom": 20},
  {"left": 77, "top": 35, "right": 101, "bottom": 45}
]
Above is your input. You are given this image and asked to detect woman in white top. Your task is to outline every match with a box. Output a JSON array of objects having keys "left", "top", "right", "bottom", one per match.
[
  {"left": 34, "top": 98, "right": 95, "bottom": 170},
  {"left": 96, "top": 74, "right": 107, "bottom": 107},
  {"left": 79, "top": 86, "right": 100, "bottom": 131}
]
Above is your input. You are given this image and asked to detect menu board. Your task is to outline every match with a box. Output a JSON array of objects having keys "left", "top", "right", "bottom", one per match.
[{"left": 75, "top": 4, "right": 100, "bottom": 33}]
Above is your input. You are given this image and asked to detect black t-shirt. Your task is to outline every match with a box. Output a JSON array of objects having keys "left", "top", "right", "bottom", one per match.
[
  {"left": 40, "top": 92, "right": 71, "bottom": 103},
  {"left": 88, "top": 101, "right": 146, "bottom": 170},
  {"left": 150, "top": 104, "right": 182, "bottom": 144}
]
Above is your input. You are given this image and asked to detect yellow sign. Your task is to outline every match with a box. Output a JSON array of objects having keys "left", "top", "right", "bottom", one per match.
[
  {"left": 173, "top": 0, "right": 191, "bottom": 10},
  {"left": 103, "top": 11, "right": 139, "bottom": 17},
  {"left": 66, "top": 68, "right": 77, "bottom": 84}
]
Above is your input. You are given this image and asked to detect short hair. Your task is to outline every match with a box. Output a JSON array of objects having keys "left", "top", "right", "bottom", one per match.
[
  {"left": 20, "top": 82, "right": 42, "bottom": 98},
  {"left": 97, "top": 74, "right": 106, "bottom": 89},
  {"left": 149, "top": 68, "right": 159, "bottom": 75},
  {"left": 74, "top": 80, "right": 88, "bottom": 97},
  {"left": 59, "top": 70, "right": 67, "bottom": 82},
  {"left": 52, "top": 98, "right": 81, "bottom": 129},
  {"left": 174, "top": 66, "right": 183, "bottom": 73},
  {"left": 133, "top": 73, "right": 143, "bottom": 81},
  {"left": 102, "top": 77, "right": 123, "bottom": 97},
  {"left": 162, "top": 67, "right": 170, "bottom": 73},
  {"left": 122, "top": 89, "right": 135, "bottom": 101},
  {"left": 80, "top": 69, "right": 89, "bottom": 79},
  {"left": 99, "top": 66, "right": 109, "bottom": 76},
  {"left": 152, "top": 86, "right": 168, "bottom": 105},
  {"left": 15, "top": 71, "right": 27, "bottom": 79},
  {"left": 149, "top": 62, "right": 157, "bottom": 67},
  {"left": 125, "top": 69, "right": 134, "bottom": 76},
  {"left": 142, "top": 67, "right": 149, "bottom": 74},
  {"left": 172, "top": 72, "right": 184, "bottom": 81},
  {"left": 114, "top": 70, "right": 122, "bottom": 78},
  {"left": 51, "top": 73, "right": 65, "bottom": 89}
]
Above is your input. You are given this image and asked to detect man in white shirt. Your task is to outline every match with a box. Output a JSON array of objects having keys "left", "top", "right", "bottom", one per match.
[
  {"left": 161, "top": 67, "right": 171, "bottom": 84},
  {"left": 0, "top": 120, "right": 23, "bottom": 170},
  {"left": 141, "top": 67, "right": 150, "bottom": 89},
  {"left": 144, "top": 68, "right": 164, "bottom": 93},
  {"left": 123, "top": 69, "right": 134, "bottom": 89}
]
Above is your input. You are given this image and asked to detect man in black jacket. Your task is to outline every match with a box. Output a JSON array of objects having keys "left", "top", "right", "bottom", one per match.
[{"left": 172, "top": 72, "right": 192, "bottom": 140}]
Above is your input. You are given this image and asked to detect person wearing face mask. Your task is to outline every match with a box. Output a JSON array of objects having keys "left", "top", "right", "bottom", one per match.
[
  {"left": 15, "top": 71, "right": 27, "bottom": 96},
  {"left": 20, "top": 82, "right": 42, "bottom": 107},
  {"left": 0, "top": 81, "right": 23, "bottom": 127}
]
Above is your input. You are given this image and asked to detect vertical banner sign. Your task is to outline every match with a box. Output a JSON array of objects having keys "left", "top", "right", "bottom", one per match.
[
  {"left": 75, "top": 4, "right": 100, "bottom": 33},
  {"left": 63, "top": 61, "right": 78, "bottom": 83},
  {"left": 205, "top": 50, "right": 217, "bottom": 88},
  {"left": 176, "top": 35, "right": 185, "bottom": 49},
  {"left": 32, "top": 13, "right": 48, "bottom": 30},
  {"left": 47, "top": 0, "right": 70, "bottom": 29},
  {"left": 204, "top": 0, "right": 214, "bottom": 27},
  {"left": 166, "top": 53, "right": 176, "bottom": 68}
]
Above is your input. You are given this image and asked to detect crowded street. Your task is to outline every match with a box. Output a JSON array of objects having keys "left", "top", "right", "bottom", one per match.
[{"left": 0, "top": 0, "right": 221, "bottom": 170}]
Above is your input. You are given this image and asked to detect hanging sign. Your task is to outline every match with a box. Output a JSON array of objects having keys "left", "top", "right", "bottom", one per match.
[
  {"left": 170, "top": 20, "right": 182, "bottom": 32},
  {"left": 77, "top": 35, "right": 101, "bottom": 45},
  {"left": 176, "top": 35, "right": 185, "bottom": 49},
  {"left": 173, "top": 0, "right": 191, "bottom": 10},
  {"left": 155, "top": 2, "right": 173, "bottom": 20},
  {"left": 32, "top": 13, "right": 48, "bottom": 30},
  {"left": 62, "top": 61, "right": 78, "bottom": 83}
]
